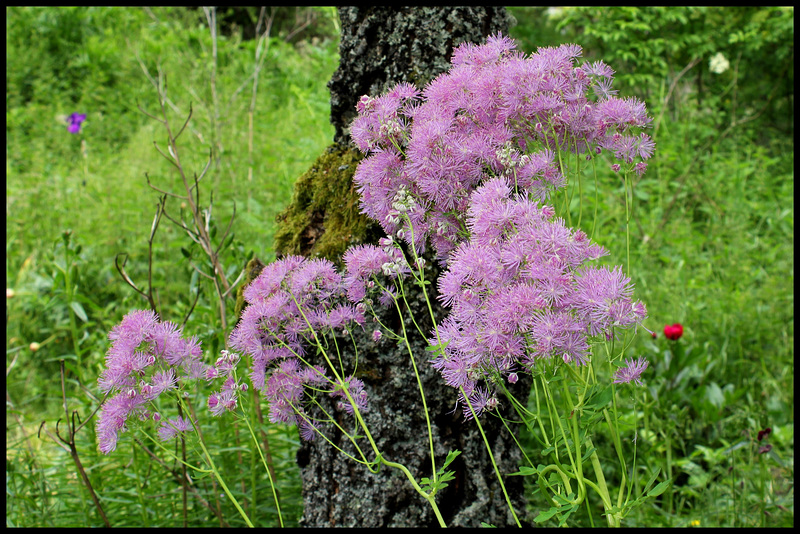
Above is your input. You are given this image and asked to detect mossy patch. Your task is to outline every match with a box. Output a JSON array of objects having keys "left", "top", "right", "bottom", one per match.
[{"left": 273, "top": 143, "right": 382, "bottom": 266}]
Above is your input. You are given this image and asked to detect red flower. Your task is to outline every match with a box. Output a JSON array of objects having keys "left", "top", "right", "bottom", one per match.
[{"left": 664, "top": 323, "right": 683, "bottom": 340}]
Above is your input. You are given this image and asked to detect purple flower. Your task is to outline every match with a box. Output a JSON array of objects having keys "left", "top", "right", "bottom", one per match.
[
  {"left": 351, "top": 34, "right": 655, "bottom": 262},
  {"left": 330, "top": 376, "right": 369, "bottom": 415},
  {"left": 427, "top": 175, "right": 647, "bottom": 418},
  {"left": 613, "top": 357, "right": 649, "bottom": 386},
  {"left": 157, "top": 416, "right": 194, "bottom": 441},
  {"left": 95, "top": 309, "right": 206, "bottom": 454},
  {"left": 148, "top": 369, "right": 178, "bottom": 398},
  {"left": 207, "top": 390, "right": 238, "bottom": 417},
  {"left": 67, "top": 113, "right": 86, "bottom": 134},
  {"left": 459, "top": 386, "right": 498, "bottom": 420},
  {"left": 95, "top": 391, "right": 148, "bottom": 454}
]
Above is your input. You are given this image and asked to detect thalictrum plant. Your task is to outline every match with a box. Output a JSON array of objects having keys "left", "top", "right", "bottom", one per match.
[{"left": 93, "top": 33, "right": 668, "bottom": 527}]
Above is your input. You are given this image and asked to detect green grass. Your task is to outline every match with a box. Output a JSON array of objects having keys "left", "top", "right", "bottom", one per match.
[{"left": 6, "top": 6, "right": 793, "bottom": 528}]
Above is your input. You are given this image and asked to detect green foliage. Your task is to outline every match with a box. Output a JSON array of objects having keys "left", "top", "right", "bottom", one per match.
[
  {"left": 507, "top": 7, "right": 792, "bottom": 528},
  {"left": 7, "top": 6, "right": 337, "bottom": 528},
  {"left": 510, "top": 6, "right": 794, "bottom": 140},
  {"left": 420, "top": 449, "right": 461, "bottom": 496},
  {"left": 5, "top": 6, "right": 793, "bottom": 529}
]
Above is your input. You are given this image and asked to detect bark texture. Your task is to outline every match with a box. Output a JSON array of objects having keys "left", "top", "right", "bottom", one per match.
[
  {"left": 268, "top": 7, "right": 533, "bottom": 528},
  {"left": 329, "top": 6, "right": 513, "bottom": 147}
]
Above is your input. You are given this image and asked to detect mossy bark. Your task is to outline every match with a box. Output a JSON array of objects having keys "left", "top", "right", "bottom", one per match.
[
  {"left": 257, "top": 7, "right": 534, "bottom": 527},
  {"left": 272, "top": 145, "right": 383, "bottom": 266}
]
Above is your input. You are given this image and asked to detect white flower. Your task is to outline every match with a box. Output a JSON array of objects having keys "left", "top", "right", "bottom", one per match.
[{"left": 709, "top": 52, "right": 730, "bottom": 75}]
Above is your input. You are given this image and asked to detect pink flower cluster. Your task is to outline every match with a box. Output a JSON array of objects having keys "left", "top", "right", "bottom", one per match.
[
  {"left": 351, "top": 33, "right": 654, "bottom": 263},
  {"left": 95, "top": 310, "right": 207, "bottom": 454},
  {"left": 430, "top": 178, "right": 648, "bottom": 417},
  {"left": 228, "top": 255, "right": 383, "bottom": 440}
]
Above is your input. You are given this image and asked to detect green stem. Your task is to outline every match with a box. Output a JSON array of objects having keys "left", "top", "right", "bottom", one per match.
[
  {"left": 392, "top": 280, "right": 438, "bottom": 486},
  {"left": 239, "top": 401, "right": 284, "bottom": 527},
  {"left": 460, "top": 387, "right": 521, "bottom": 527},
  {"left": 177, "top": 397, "right": 254, "bottom": 527},
  {"left": 585, "top": 438, "right": 620, "bottom": 527},
  {"left": 381, "top": 457, "right": 447, "bottom": 527}
]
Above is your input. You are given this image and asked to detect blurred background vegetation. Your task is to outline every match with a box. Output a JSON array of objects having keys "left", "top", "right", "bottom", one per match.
[{"left": 6, "top": 6, "right": 793, "bottom": 527}]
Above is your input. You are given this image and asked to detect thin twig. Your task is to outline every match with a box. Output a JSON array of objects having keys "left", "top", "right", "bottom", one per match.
[
  {"left": 221, "top": 268, "right": 246, "bottom": 300},
  {"left": 213, "top": 200, "right": 237, "bottom": 256},
  {"left": 191, "top": 264, "right": 216, "bottom": 281},
  {"left": 653, "top": 56, "right": 701, "bottom": 137},
  {"left": 115, "top": 253, "right": 157, "bottom": 312},
  {"left": 283, "top": 7, "right": 315, "bottom": 43},
  {"left": 145, "top": 172, "right": 187, "bottom": 199},
  {"left": 203, "top": 6, "right": 222, "bottom": 172},
  {"left": 39, "top": 362, "right": 112, "bottom": 527},
  {"left": 248, "top": 8, "right": 274, "bottom": 183},
  {"left": 181, "top": 286, "right": 202, "bottom": 329},
  {"left": 174, "top": 103, "right": 194, "bottom": 142}
]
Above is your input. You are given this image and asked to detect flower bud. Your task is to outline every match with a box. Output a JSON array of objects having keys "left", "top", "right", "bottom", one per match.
[
  {"left": 7, "top": 288, "right": 15, "bottom": 299},
  {"left": 29, "top": 342, "right": 40, "bottom": 352}
]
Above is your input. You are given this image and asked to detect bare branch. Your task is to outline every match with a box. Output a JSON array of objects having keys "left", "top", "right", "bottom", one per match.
[
  {"left": 114, "top": 253, "right": 154, "bottom": 310},
  {"left": 653, "top": 56, "right": 702, "bottom": 137},
  {"left": 214, "top": 200, "right": 236, "bottom": 257},
  {"left": 145, "top": 172, "right": 186, "bottom": 200},
  {"left": 181, "top": 286, "right": 202, "bottom": 329},
  {"left": 284, "top": 7, "right": 314, "bottom": 43},
  {"left": 191, "top": 263, "right": 216, "bottom": 281},
  {"left": 174, "top": 103, "right": 194, "bottom": 142},
  {"left": 152, "top": 141, "right": 182, "bottom": 171},
  {"left": 136, "top": 101, "right": 166, "bottom": 124},
  {"left": 160, "top": 208, "right": 201, "bottom": 241},
  {"left": 221, "top": 268, "right": 246, "bottom": 300}
]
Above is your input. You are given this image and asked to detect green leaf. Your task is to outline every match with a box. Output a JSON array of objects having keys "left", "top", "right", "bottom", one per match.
[
  {"left": 437, "top": 470, "right": 456, "bottom": 485},
  {"left": 705, "top": 382, "right": 725, "bottom": 409},
  {"left": 534, "top": 507, "right": 559, "bottom": 523},
  {"left": 557, "top": 504, "right": 579, "bottom": 527},
  {"left": 552, "top": 492, "right": 576, "bottom": 505},
  {"left": 509, "top": 465, "right": 538, "bottom": 476},
  {"left": 440, "top": 449, "right": 461, "bottom": 472},
  {"left": 642, "top": 468, "right": 662, "bottom": 493},
  {"left": 647, "top": 480, "right": 670, "bottom": 497},
  {"left": 70, "top": 301, "right": 88, "bottom": 322}
]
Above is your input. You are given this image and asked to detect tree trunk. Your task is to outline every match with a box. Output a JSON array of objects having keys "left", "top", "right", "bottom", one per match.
[{"left": 270, "top": 7, "right": 533, "bottom": 527}]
